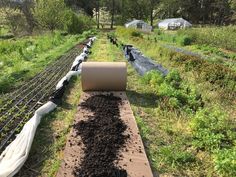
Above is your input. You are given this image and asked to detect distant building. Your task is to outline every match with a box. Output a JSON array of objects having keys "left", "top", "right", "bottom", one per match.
[
  {"left": 125, "top": 20, "right": 152, "bottom": 32},
  {"left": 158, "top": 18, "right": 192, "bottom": 30}
]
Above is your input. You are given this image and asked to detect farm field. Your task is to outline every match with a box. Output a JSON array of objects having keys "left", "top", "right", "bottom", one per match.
[
  {"left": 14, "top": 31, "right": 236, "bottom": 177},
  {"left": 0, "top": 31, "right": 92, "bottom": 94},
  {"left": 144, "top": 27, "right": 236, "bottom": 71},
  {"left": 109, "top": 28, "right": 236, "bottom": 176},
  {"left": 1, "top": 0, "right": 236, "bottom": 176}
]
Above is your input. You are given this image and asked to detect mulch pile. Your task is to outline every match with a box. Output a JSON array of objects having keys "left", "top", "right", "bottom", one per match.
[{"left": 73, "top": 94, "right": 129, "bottom": 177}]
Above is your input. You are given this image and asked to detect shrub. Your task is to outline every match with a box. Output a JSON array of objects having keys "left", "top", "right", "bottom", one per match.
[
  {"left": 177, "top": 35, "right": 192, "bottom": 46},
  {"left": 66, "top": 11, "right": 95, "bottom": 34},
  {"left": 190, "top": 108, "right": 236, "bottom": 151},
  {"left": 153, "top": 28, "right": 162, "bottom": 35},
  {"left": 142, "top": 70, "right": 204, "bottom": 112},
  {"left": 116, "top": 26, "right": 143, "bottom": 38},
  {"left": 167, "top": 49, "right": 236, "bottom": 92},
  {"left": 34, "top": 0, "right": 67, "bottom": 31},
  {"left": 213, "top": 147, "right": 236, "bottom": 177},
  {"left": 5, "top": 9, "right": 28, "bottom": 36},
  {"left": 131, "top": 30, "right": 142, "bottom": 37}
]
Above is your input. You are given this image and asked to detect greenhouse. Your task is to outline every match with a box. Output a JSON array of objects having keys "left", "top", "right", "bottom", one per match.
[
  {"left": 158, "top": 18, "right": 192, "bottom": 30},
  {"left": 125, "top": 20, "right": 152, "bottom": 32}
]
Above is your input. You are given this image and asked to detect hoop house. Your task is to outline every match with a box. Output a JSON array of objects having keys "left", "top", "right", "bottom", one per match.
[
  {"left": 125, "top": 20, "right": 152, "bottom": 32},
  {"left": 158, "top": 18, "right": 192, "bottom": 30}
]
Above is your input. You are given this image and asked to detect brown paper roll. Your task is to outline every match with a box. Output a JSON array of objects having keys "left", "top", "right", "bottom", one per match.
[{"left": 81, "top": 62, "right": 127, "bottom": 91}]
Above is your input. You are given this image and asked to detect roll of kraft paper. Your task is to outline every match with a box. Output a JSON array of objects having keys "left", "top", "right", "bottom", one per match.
[{"left": 82, "top": 62, "right": 127, "bottom": 91}]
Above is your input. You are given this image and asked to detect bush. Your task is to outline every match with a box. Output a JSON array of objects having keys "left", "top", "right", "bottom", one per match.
[
  {"left": 190, "top": 108, "right": 236, "bottom": 151},
  {"left": 66, "top": 12, "right": 95, "bottom": 34},
  {"left": 34, "top": 0, "right": 67, "bottom": 31},
  {"left": 153, "top": 28, "right": 162, "bottom": 35},
  {"left": 142, "top": 70, "right": 204, "bottom": 112},
  {"left": 116, "top": 26, "right": 143, "bottom": 38},
  {"left": 213, "top": 147, "right": 236, "bottom": 177},
  {"left": 167, "top": 49, "right": 236, "bottom": 92},
  {"left": 177, "top": 35, "right": 192, "bottom": 46},
  {"left": 131, "top": 30, "right": 142, "bottom": 37},
  {"left": 5, "top": 9, "right": 28, "bottom": 35}
]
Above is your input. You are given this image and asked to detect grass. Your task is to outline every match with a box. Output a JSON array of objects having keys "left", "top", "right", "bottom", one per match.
[
  {"left": 17, "top": 77, "right": 83, "bottom": 177},
  {"left": 17, "top": 32, "right": 114, "bottom": 176},
  {"left": 16, "top": 30, "right": 236, "bottom": 177},
  {"left": 0, "top": 32, "right": 87, "bottom": 94},
  {"left": 112, "top": 28, "right": 236, "bottom": 176},
  {"left": 177, "top": 26, "right": 236, "bottom": 52},
  {"left": 146, "top": 28, "right": 236, "bottom": 71}
]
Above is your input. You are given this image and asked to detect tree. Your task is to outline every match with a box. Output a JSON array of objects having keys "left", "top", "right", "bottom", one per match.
[
  {"left": 21, "top": 0, "right": 35, "bottom": 34},
  {"left": 0, "top": 0, "right": 35, "bottom": 34},
  {"left": 34, "top": 0, "right": 67, "bottom": 31},
  {"left": 148, "top": 0, "right": 159, "bottom": 27}
]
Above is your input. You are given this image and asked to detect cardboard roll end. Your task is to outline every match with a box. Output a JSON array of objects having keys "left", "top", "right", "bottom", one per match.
[{"left": 81, "top": 62, "right": 127, "bottom": 91}]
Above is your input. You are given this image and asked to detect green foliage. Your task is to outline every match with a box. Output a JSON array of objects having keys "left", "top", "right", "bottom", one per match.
[
  {"left": 0, "top": 32, "right": 84, "bottom": 93},
  {"left": 116, "top": 26, "right": 143, "bottom": 38},
  {"left": 213, "top": 147, "right": 236, "bottom": 177},
  {"left": 34, "top": 0, "right": 67, "bottom": 31},
  {"left": 178, "top": 26, "right": 236, "bottom": 51},
  {"left": 157, "top": 145, "right": 196, "bottom": 168},
  {"left": 195, "top": 44, "right": 236, "bottom": 60},
  {"left": 153, "top": 28, "right": 163, "bottom": 35},
  {"left": 131, "top": 30, "right": 142, "bottom": 37},
  {"left": 142, "top": 70, "right": 204, "bottom": 112},
  {"left": 4, "top": 8, "right": 28, "bottom": 35},
  {"left": 136, "top": 116, "right": 150, "bottom": 140},
  {"left": 81, "top": 29, "right": 98, "bottom": 38},
  {"left": 190, "top": 108, "right": 236, "bottom": 151},
  {"left": 167, "top": 50, "right": 236, "bottom": 92},
  {"left": 65, "top": 11, "right": 95, "bottom": 34},
  {"left": 153, "top": 32, "right": 193, "bottom": 46},
  {"left": 177, "top": 35, "right": 192, "bottom": 46}
]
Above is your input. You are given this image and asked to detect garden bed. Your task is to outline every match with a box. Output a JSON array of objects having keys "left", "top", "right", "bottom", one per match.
[
  {"left": 57, "top": 92, "right": 153, "bottom": 177},
  {"left": 0, "top": 41, "right": 87, "bottom": 153}
]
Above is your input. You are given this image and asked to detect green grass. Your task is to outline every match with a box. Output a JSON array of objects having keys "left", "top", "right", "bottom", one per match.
[
  {"left": 0, "top": 32, "right": 86, "bottom": 93},
  {"left": 16, "top": 31, "right": 236, "bottom": 177},
  {"left": 112, "top": 28, "right": 236, "bottom": 177},
  {"left": 17, "top": 77, "right": 83, "bottom": 176},
  {"left": 178, "top": 26, "right": 236, "bottom": 52},
  {"left": 17, "top": 32, "right": 113, "bottom": 176},
  {"left": 145, "top": 27, "right": 236, "bottom": 70}
]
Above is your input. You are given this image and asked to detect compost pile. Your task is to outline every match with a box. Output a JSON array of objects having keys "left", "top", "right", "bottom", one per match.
[{"left": 73, "top": 94, "right": 128, "bottom": 177}]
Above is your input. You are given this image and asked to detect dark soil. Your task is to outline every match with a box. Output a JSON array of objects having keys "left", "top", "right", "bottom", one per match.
[{"left": 73, "top": 94, "right": 128, "bottom": 177}]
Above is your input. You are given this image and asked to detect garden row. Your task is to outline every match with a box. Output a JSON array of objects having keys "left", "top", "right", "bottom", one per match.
[
  {"left": 0, "top": 30, "right": 96, "bottom": 94},
  {"left": 107, "top": 31, "right": 236, "bottom": 177},
  {"left": 0, "top": 41, "right": 87, "bottom": 153},
  {"left": 151, "top": 26, "right": 236, "bottom": 59}
]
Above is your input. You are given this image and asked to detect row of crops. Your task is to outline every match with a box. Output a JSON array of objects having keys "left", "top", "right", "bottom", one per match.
[
  {"left": 107, "top": 30, "right": 236, "bottom": 177},
  {"left": 0, "top": 42, "right": 86, "bottom": 153}
]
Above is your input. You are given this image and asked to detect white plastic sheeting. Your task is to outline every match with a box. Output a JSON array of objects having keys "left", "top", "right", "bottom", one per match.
[
  {"left": 56, "top": 70, "right": 82, "bottom": 90},
  {"left": 0, "top": 102, "right": 57, "bottom": 177},
  {"left": 158, "top": 18, "right": 192, "bottom": 30},
  {"left": 0, "top": 37, "right": 96, "bottom": 177},
  {"left": 125, "top": 20, "right": 152, "bottom": 32}
]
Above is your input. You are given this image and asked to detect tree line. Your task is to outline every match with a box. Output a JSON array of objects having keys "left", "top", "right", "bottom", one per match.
[
  {"left": 0, "top": 0, "right": 236, "bottom": 35},
  {"left": 67, "top": 0, "right": 236, "bottom": 26},
  {"left": 0, "top": 0, "right": 95, "bottom": 35}
]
